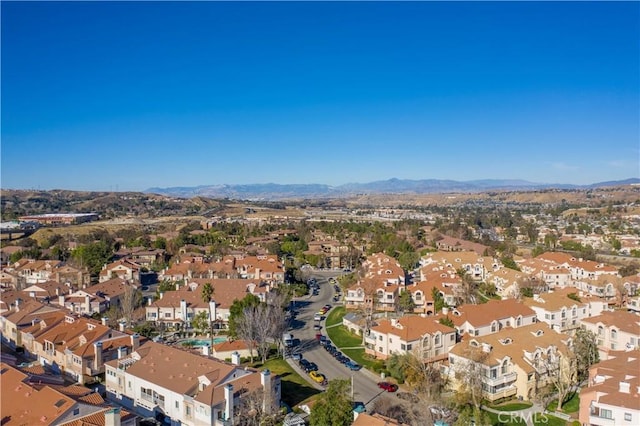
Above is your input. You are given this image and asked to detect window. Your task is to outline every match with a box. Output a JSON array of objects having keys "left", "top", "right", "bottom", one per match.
[
  {"left": 598, "top": 326, "right": 604, "bottom": 337},
  {"left": 450, "top": 334, "right": 455, "bottom": 341},
  {"left": 611, "top": 329, "right": 617, "bottom": 340},
  {"left": 501, "top": 360, "right": 508, "bottom": 374},
  {"left": 601, "top": 409, "right": 612, "bottom": 419},
  {"left": 164, "top": 312, "right": 171, "bottom": 318},
  {"left": 176, "top": 401, "right": 179, "bottom": 409},
  {"left": 625, "top": 413, "right": 632, "bottom": 422},
  {"left": 434, "top": 334, "right": 441, "bottom": 345},
  {"left": 401, "top": 344, "right": 406, "bottom": 350},
  {"left": 379, "top": 335, "right": 383, "bottom": 341},
  {"left": 516, "top": 316, "right": 522, "bottom": 327},
  {"left": 73, "top": 408, "right": 80, "bottom": 416},
  {"left": 406, "top": 344, "right": 412, "bottom": 350},
  {"left": 378, "top": 347, "right": 383, "bottom": 352},
  {"left": 490, "top": 368, "right": 497, "bottom": 379}
]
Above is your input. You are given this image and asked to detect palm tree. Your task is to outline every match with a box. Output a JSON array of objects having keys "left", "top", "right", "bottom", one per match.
[{"left": 201, "top": 283, "right": 215, "bottom": 346}]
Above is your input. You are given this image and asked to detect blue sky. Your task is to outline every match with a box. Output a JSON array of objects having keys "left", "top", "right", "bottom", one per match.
[{"left": 2, "top": 1, "right": 638, "bottom": 191}]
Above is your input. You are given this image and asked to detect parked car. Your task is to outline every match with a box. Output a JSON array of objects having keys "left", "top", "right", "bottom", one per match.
[
  {"left": 345, "top": 361, "right": 362, "bottom": 371},
  {"left": 299, "top": 359, "right": 310, "bottom": 368},
  {"left": 292, "top": 353, "right": 302, "bottom": 361},
  {"left": 377, "top": 382, "right": 398, "bottom": 392},
  {"left": 319, "top": 335, "right": 327, "bottom": 345},
  {"left": 313, "top": 324, "right": 322, "bottom": 331},
  {"left": 305, "top": 362, "right": 318, "bottom": 373},
  {"left": 309, "top": 371, "right": 326, "bottom": 383}
]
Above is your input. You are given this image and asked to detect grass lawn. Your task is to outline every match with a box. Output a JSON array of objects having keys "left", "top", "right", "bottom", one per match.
[
  {"left": 342, "top": 348, "right": 380, "bottom": 370},
  {"left": 326, "top": 306, "right": 346, "bottom": 327},
  {"left": 326, "top": 323, "right": 362, "bottom": 348},
  {"left": 547, "top": 393, "right": 579, "bottom": 414},
  {"left": 252, "top": 358, "right": 320, "bottom": 408},
  {"left": 485, "top": 411, "right": 526, "bottom": 425},
  {"left": 535, "top": 414, "right": 568, "bottom": 426},
  {"left": 489, "top": 402, "right": 534, "bottom": 411}
]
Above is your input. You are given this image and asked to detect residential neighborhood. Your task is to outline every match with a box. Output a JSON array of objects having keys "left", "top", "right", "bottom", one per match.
[{"left": 1, "top": 187, "right": 640, "bottom": 426}]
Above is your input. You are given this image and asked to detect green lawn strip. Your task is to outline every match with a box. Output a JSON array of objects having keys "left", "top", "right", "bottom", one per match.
[
  {"left": 325, "top": 306, "right": 346, "bottom": 328},
  {"left": 326, "top": 323, "right": 362, "bottom": 348},
  {"left": 254, "top": 358, "right": 320, "bottom": 408},
  {"left": 489, "top": 402, "right": 533, "bottom": 411},
  {"left": 547, "top": 393, "right": 579, "bottom": 414},
  {"left": 534, "top": 414, "right": 568, "bottom": 426},
  {"left": 485, "top": 410, "right": 526, "bottom": 425}
]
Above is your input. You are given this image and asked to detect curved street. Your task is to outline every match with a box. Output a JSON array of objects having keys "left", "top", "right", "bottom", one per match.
[{"left": 285, "top": 270, "right": 390, "bottom": 410}]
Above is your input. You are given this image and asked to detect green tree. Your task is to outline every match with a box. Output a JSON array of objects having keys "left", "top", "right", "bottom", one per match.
[
  {"left": 153, "top": 237, "right": 167, "bottom": 250},
  {"left": 397, "top": 251, "right": 420, "bottom": 272},
  {"left": 228, "top": 293, "right": 261, "bottom": 338},
  {"left": 191, "top": 311, "right": 210, "bottom": 336},
  {"left": 309, "top": 379, "right": 353, "bottom": 426},
  {"left": 396, "top": 290, "right": 415, "bottom": 315},
  {"left": 439, "top": 316, "right": 454, "bottom": 328},
  {"left": 432, "top": 287, "right": 445, "bottom": 314},
  {"left": 71, "top": 241, "right": 113, "bottom": 276},
  {"left": 500, "top": 254, "right": 521, "bottom": 271}
]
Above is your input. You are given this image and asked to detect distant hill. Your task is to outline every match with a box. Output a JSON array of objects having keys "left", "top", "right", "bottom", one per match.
[{"left": 146, "top": 178, "right": 640, "bottom": 200}]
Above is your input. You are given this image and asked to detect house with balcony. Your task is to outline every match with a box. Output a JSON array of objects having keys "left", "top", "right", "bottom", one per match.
[
  {"left": 8, "top": 259, "right": 62, "bottom": 284},
  {"left": 0, "top": 362, "right": 139, "bottom": 426},
  {"left": 627, "top": 295, "right": 640, "bottom": 313},
  {"left": 1, "top": 299, "right": 64, "bottom": 350},
  {"left": 345, "top": 253, "right": 406, "bottom": 312},
  {"left": 146, "top": 279, "right": 269, "bottom": 329},
  {"left": 364, "top": 315, "right": 456, "bottom": 361},
  {"left": 523, "top": 288, "right": 607, "bottom": 333},
  {"left": 420, "top": 251, "right": 498, "bottom": 283},
  {"left": 580, "top": 311, "right": 640, "bottom": 358},
  {"left": 104, "top": 341, "right": 281, "bottom": 425},
  {"left": 447, "top": 323, "right": 573, "bottom": 402},
  {"left": 21, "top": 280, "right": 71, "bottom": 304},
  {"left": 449, "top": 299, "right": 537, "bottom": 337},
  {"left": 579, "top": 351, "right": 640, "bottom": 426}
]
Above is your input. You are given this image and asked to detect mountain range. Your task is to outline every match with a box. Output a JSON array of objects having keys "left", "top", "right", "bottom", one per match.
[{"left": 145, "top": 178, "right": 640, "bottom": 200}]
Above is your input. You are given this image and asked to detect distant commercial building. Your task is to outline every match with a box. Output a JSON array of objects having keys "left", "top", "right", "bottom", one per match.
[{"left": 18, "top": 213, "right": 98, "bottom": 226}]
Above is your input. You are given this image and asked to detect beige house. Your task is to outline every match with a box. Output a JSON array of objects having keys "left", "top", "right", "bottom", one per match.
[
  {"left": 580, "top": 311, "right": 640, "bottom": 357},
  {"left": 523, "top": 288, "right": 606, "bottom": 333},
  {"left": 447, "top": 323, "right": 573, "bottom": 402},
  {"left": 449, "top": 299, "right": 537, "bottom": 337},
  {"left": 364, "top": 315, "right": 456, "bottom": 361}
]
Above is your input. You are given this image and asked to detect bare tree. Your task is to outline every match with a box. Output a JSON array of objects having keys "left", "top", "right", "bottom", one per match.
[
  {"left": 452, "top": 346, "right": 489, "bottom": 409},
  {"left": 236, "top": 307, "right": 259, "bottom": 363},
  {"left": 535, "top": 347, "right": 577, "bottom": 411},
  {"left": 402, "top": 352, "right": 448, "bottom": 404},
  {"left": 120, "top": 284, "right": 141, "bottom": 328},
  {"left": 236, "top": 387, "right": 281, "bottom": 426}
]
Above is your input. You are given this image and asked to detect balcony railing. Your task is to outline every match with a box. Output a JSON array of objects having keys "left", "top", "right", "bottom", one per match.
[
  {"left": 484, "top": 386, "right": 517, "bottom": 401},
  {"left": 485, "top": 372, "right": 517, "bottom": 387}
]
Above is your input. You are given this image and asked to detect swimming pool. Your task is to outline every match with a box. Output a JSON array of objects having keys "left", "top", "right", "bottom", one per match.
[{"left": 183, "top": 337, "right": 228, "bottom": 346}]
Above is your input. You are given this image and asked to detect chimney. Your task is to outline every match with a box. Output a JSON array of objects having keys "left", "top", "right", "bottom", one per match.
[
  {"left": 255, "top": 268, "right": 261, "bottom": 280},
  {"left": 481, "top": 342, "right": 492, "bottom": 353},
  {"left": 231, "top": 351, "right": 241, "bottom": 366},
  {"left": 619, "top": 381, "right": 630, "bottom": 393},
  {"left": 147, "top": 297, "right": 153, "bottom": 306},
  {"left": 209, "top": 300, "right": 217, "bottom": 322},
  {"left": 261, "top": 369, "right": 272, "bottom": 414},
  {"left": 390, "top": 318, "right": 398, "bottom": 327},
  {"left": 58, "top": 295, "right": 65, "bottom": 306},
  {"left": 224, "top": 384, "right": 234, "bottom": 421},
  {"left": 130, "top": 333, "right": 140, "bottom": 351},
  {"left": 55, "top": 288, "right": 59, "bottom": 296},
  {"left": 117, "top": 346, "right": 127, "bottom": 359},
  {"left": 442, "top": 306, "right": 449, "bottom": 315},
  {"left": 180, "top": 299, "right": 188, "bottom": 323},
  {"left": 160, "top": 292, "right": 164, "bottom": 299},
  {"left": 118, "top": 321, "right": 126, "bottom": 332},
  {"left": 104, "top": 407, "right": 121, "bottom": 426},
  {"left": 101, "top": 317, "right": 108, "bottom": 326},
  {"left": 202, "top": 344, "right": 210, "bottom": 357},
  {"left": 94, "top": 341, "right": 103, "bottom": 369},
  {"left": 84, "top": 295, "right": 91, "bottom": 313}
]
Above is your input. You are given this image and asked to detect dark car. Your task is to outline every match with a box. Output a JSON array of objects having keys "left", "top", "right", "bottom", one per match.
[
  {"left": 299, "top": 359, "right": 309, "bottom": 368},
  {"left": 304, "top": 362, "right": 318, "bottom": 373},
  {"left": 319, "top": 335, "right": 327, "bottom": 345},
  {"left": 377, "top": 382, "right": 398, "bottom": 392},
  {"left": 345, "top": 361, "right": 362, "bottom": 371}
]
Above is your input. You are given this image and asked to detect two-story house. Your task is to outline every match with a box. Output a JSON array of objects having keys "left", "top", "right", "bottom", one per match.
[
  {"left": 449, "top": 299, "right": 537, "bottom": 337},
  {"left": 104, "top": 342, "right": 281, "bottom": 425},
  {"left": 580, "top": 311, "right": 640, "bottom": 357},
  {"left": 523, "top": 288, "right": 606, "bottom": 333},
  {"left": 578, "top": 351, "right": 640, "bottom": 426},
  {"left": 365, "top": 315, "right": 456, "bottom": 361},
  {"left": 447, "top": 323, "right": 573, "bottom": 402}
]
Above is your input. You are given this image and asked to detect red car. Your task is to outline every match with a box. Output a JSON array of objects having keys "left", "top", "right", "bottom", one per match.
[{"left": 377, "top": 382, "right": 398, "bottom": 392}]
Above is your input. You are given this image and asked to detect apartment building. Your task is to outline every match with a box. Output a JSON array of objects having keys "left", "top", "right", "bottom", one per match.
[
  {"left": 449, "top": 299, "right": 537, "bottom": 337},
  {"left": 364, "top": 315, "right": 456, "bottom": 361},
  {"left": 580, "top": 311, "right": 640, "bottom": 357},
  {"left": 345, "top": 253, "right": 405, "bottom": 312},
  {"left": 523, "top": 288, "right": 607, "bottom": 333},
  {"left": 447, "top": 323, "right": 573, "bottom": 402},
  {"left": 146, "top": 279, "right": 269, "bottom": 328},
  {"left": 579, "top": 351, "right": 640, "bottom": 426},
  {"left": 105, "top": 342, "right": 280, "bottom": 426}
]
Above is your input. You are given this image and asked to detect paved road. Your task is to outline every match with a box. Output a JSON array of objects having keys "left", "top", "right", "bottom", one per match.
[{"left": 286, "top": 270, "right": 390, "bottom": 409}]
